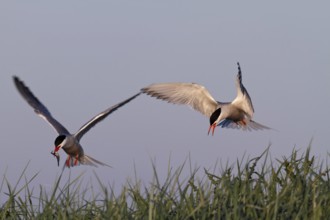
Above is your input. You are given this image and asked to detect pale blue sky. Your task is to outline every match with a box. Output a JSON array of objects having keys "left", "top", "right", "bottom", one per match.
[{"left": 1, "top": 1, "right": 329, "bottom": 194}]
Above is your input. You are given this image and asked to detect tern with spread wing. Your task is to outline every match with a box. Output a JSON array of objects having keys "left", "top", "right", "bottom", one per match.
[
  {"left": 141, "top": 62, "right": 270, "bottom": 135},
  {"left": 13, "top": 76, "right": 140, "bottom": 167}
]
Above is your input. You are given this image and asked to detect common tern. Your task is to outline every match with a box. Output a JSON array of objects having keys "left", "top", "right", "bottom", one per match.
[
  {"left": 141, "top": 62, "right": 270, "bottom": 135},
  {"left": 13, "top": 76, "right": 140, "bottom": 167}
]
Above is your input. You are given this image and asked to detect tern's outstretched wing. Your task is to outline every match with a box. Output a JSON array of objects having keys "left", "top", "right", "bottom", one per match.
[
  {"left": 231, "top": 62, "right": 254, "bottom": 117},
  {"left": 141, "top": 83, "right": 219, "bottom": 117},
  {"left": 74, "top": 92, "right": 141, "bottom": 141},
  {"left": 13, "top": 76, "right": 70, "bottom": 135}
]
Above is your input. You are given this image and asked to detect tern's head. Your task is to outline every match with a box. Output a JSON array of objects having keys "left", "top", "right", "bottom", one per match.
[
  {"left": 208, "top": 108, "right": 221, "bottom": 136},
  {"left": 51, "top": 135, "right": 67, "bottom": 166},
  {"left": 54, "top": 135, "right": 66, "bottom": 148}
]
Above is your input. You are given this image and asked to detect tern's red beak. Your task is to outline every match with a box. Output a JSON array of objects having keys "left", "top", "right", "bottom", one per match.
[{"left": 208, "top": 124, "right": 217, "bottom": 136}]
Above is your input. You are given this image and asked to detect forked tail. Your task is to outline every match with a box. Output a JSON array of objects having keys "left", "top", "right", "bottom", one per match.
[
  {"left": 63, "top": 154, "right": 111, "bottom": 168},
  {"left": 82, "top": 154, "right": 112, "bottom": 167}
]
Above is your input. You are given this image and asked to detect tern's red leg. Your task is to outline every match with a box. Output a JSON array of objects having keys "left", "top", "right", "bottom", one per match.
[
  {"left": 74, "top": 155, "right": 79, "bottom": 166},
  {"left": 237, "top": 120, "right": 247, "bottom": 127},
  {"left": 65, "top": 156, "right": 71, "bottom": 167}
]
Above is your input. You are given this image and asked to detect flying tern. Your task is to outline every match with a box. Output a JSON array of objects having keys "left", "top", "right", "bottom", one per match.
[
  {"left": 13, "top": 76, "right": 140, "bottom": 167},
  {"left": 141, "top": 62, "right": 270, "bottom": 135}
]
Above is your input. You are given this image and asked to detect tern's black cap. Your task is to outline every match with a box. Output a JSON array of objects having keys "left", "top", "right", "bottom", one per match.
[
  {"left": 210, "top": 108, "right": 221, "bottom": 125},
  {"left": 54, "top": 135, "right": 66, "bottom": 146}
]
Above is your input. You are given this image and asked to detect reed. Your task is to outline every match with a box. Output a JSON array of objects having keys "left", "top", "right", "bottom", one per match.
[{"left": 1, "top": 146, "right": 330, "bottom": 219}]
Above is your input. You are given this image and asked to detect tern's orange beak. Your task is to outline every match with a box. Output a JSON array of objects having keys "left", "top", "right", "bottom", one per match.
[{"left": 208, "top": 123, "right": 217, "bottom": 136}]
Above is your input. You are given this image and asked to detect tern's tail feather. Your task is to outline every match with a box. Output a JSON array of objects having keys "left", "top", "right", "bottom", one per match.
[
  {"left": 63, "top": 154, "right": 111, "bottom": 168},
  {"left": 82, "top": 155, "right": 112, "bottom": 167},
  {"left": 218, "top": 119, "right": 272, "bottom": 131}
]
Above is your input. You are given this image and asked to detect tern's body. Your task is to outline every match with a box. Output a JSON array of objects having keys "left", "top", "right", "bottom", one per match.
[
  {"left": 13, "top": 76, "right": 140, "bottom": 167},
  {"left": 142, "top": 62, "right": 269, "bottom": 135}
]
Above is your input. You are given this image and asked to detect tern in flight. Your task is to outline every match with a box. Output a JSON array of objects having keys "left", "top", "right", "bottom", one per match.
[
  {"left": 13, "top": 76, "right": 140, "bottom": 167},
  {"left": 141, "top": 62, "right": 270, "bottom": 135}
]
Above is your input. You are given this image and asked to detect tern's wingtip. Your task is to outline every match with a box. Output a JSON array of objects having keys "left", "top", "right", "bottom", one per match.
[{"left": 13, "top": 75, "right": 20, "bottom": 83}]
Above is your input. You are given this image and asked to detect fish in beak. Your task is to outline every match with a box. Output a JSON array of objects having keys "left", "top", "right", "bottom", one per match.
[{"left": 51, "top": 151, "right": 60, "bottom": 166}]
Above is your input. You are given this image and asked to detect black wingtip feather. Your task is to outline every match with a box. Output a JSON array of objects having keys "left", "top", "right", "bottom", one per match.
[
  {"left": 237, "top": 62, "right": 242, "bottom": 77},
  {"left": 13, "top": 76, "right": 23, "bottom": 89},
  {"left": 13, "top": 76, "right": 44, "bottom": 110}
]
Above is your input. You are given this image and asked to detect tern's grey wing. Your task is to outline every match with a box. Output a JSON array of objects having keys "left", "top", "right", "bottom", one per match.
[
  {"left": 13, "top": 76, "right": 70, "bottom": 135},
  {"left": 232, "top": 63, "right": 254, "bottom": 117},
  {"left": 141, "top": 83, "right": 219, "bottom": 117},
  {"left": 218, "top": 119, "right": 271, "bottom": 131},
  {"left": 74, "top": 92, "right": 141, "bottom": 141}
]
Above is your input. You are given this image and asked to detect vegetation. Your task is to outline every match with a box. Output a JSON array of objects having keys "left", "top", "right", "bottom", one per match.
[{"left": 1, "top": 147, "right": 330, "bottom": 219}]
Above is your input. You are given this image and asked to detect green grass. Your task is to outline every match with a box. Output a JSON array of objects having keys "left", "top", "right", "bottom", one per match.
[{"left": 1, "top": 147, "right": 330, "bottom": 219}]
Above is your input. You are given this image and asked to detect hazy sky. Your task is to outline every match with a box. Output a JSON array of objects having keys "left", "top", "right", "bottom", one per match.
[{"left": 1, "top": 1, "right": 329, "bottom": 194}]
